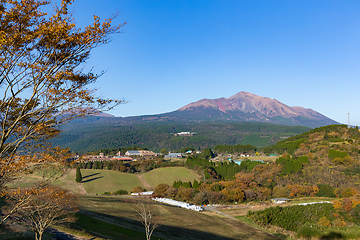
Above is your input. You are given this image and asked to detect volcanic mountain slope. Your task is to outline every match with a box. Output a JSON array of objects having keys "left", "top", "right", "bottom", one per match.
[
  {"left": 169, "top": 92, "right": 337, "bottom": 127},
  {"left": 74, "top": 92, "right": 337, "bottom": 128}
]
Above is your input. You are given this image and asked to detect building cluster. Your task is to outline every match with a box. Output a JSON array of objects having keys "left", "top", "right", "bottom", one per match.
[
  {"left": 125, "top": 150, "right": 157, "bottom": 157},
  {"left": 80, "top": 149, "right": 191, "bottom": 162},
  {"left": 83, "top": 151, "right": 133, "bottom": 162}
]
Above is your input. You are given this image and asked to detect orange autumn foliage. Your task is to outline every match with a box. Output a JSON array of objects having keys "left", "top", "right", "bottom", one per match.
[
  {"left": 0, "top": 0, "right": 124, "bottom": 229},
  {"left": 0, "top": 0, "right": 124, "bottom": 185}
]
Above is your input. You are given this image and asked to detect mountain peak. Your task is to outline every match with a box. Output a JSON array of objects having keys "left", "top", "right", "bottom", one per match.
[{"left": 176, "top": 91, "right": 337, "bottom": 127}]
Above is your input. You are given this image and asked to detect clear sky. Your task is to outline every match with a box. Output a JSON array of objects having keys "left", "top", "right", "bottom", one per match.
[{"left": 71, "top": 0, "right": 360, "bottom": 126}]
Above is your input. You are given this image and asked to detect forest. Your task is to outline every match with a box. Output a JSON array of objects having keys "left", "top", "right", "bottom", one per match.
[{"left": 51, "top": 119, "right": 309, "bottom": 153}]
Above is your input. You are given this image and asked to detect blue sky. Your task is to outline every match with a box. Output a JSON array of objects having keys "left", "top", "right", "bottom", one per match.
[{"left": 71, "top": 0, "right": 360, "bottom": 125}]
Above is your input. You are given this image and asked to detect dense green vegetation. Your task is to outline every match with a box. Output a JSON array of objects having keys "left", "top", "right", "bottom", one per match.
[
  {"left": 52, "top": 118, "right": 310, "bottom": 153},
  {"left": 247, "top": 203, "right": 360, "bottom": 239},
  {"left": 213, "top": 144, "right": 256, "bottom": 154},
  {"left": 186, "top": 156, "right": 244, "bottom": 180},
  {"left": 263, "top": 124, "right": 348, "bottom": 154},
  {"left": 248, "top": 203, "right": 335, "bottom": 231},
  {"left": 276, "top": 155, "right": 309, "bottom": 175}
]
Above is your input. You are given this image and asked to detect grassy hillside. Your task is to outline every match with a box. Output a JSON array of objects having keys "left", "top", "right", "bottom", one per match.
[
  {"left": 142, "top": 167, "right": 200, "bottom": 187},
  {"left": 74, "top": 195, "right": 281, "bottom": 240},
  {"left": 58, "top": 167, "right": 200, "bottom": 194},
  {"left": 51, "top": 118, "right": 310, "bottom": 153}
]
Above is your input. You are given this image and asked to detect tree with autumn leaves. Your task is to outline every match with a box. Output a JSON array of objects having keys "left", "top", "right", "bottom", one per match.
[
  {"left": 0, "top": 0, "right": 124, "bottom": 185},
  {"left": 5, "top": 186, "right": 77, "bottom": 240},
  {"left": 0, "top": 0, "right": 124, "bottom": 235}
]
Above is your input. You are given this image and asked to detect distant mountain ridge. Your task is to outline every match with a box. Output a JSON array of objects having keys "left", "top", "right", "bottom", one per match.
[
  {"left": 179, "top": 92, "right": 316, "bottom": 118},
  {"left": 83, "top": 92, "right": 337, "bottom": 128},
  {"left": 172, "top": 91, "right": 337, "bottom": 127}
]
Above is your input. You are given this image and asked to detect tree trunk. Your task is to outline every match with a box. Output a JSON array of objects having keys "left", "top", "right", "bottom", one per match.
[{"left": 35, "top": 231, "right": 44, "bottom": 240}]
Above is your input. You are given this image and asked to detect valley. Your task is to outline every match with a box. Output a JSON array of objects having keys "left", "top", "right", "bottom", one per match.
[{"left": 8, "top": 124, "right": 360, "bottom": 239}]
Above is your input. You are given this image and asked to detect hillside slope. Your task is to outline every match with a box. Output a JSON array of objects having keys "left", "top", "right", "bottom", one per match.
[{"left": 52, "top": 121, "right": 310, "bottom": 153}]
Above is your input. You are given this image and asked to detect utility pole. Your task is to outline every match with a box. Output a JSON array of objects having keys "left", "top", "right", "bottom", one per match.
[{"left": 348, "top": 113, "right": 350, "bottom": 128}]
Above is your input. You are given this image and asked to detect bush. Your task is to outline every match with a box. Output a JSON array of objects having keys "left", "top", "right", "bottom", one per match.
[
  {"left": 113, "top": 190, "right": 128, "bottom": 195},
  {"left": 193, "top": 191, "right": 209, "bottom": 205},
  {"left": 317, "top": 184, "right": 335, "bottom": 197},
  {"left": 296, "top": 222, "right": 321, "bottom": 239},
  {"left": 103, "top": 190, "right": 128, "bottom": 195},
  {"left": 329, "top": 149, "right": 348, "bottom": 159},
  {"left": 154, "top": 184, "right": 170, "bottom": 197},
  {"left": 131, "top": 186, "right": 144, "bottom": 193}
]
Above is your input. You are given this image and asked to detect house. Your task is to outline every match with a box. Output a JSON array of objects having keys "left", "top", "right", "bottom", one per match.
[
  {"left": 138, "top": 150, "right": 157, "bottom": 157},
  {"left": 83, "top": 153, "right": 110, "bottom": 162},
  {"left": 271, "top": 198, "right": 290, "bottom": 204},
  {"left": 125, "top": 150, "right": 141, "bottom": 156},
  {"left": 164, "top": 153, "right": 183, "bottom": 158}
]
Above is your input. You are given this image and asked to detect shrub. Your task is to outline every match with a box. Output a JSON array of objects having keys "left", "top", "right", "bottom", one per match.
[
  {"left": 193, "top": 191, "right": 209, "bottom": 205},
  {"left": 154, "top": 184, "right": 170, "bottom": 197},
  {"left": 329, "top": 149, "right": 348, "bottom": 159},
  {"left": 113, "top": 190, "right": 128, "bottom": 195},
  {"left": 164, "top": 186, "right": 178, "bottom": 199},
  {"left": 131, "top": 186, "right": 144, "bottom": 193},
  {"left": 103, "top": 190, "right": 128, "bottom": 195},
  {"left": 296, "top": 222, "right": 321, "bottom": 239},
  {"left": 318, "top": 217, "right": 331, "bottom": 227},
  {"left": 317, "top": 184, "right": 335, "bottom": 197},
  {"left": 193, "top": 180, "right": 200, "bottom": 189}
]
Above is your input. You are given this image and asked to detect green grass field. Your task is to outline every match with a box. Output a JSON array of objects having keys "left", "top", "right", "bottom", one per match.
[
  {"left": 56, "top": 167, "right": 200, "bottom": 194},
  {"left": 60, "top": 169, "right": 143, "bottom": 194},
  {"left": 142, "top": 167, "right": 200, "bottom": 188}
]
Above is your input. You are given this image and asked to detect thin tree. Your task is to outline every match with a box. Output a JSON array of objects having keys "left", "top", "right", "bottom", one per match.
[{"left": 134, "top": 199, "right": 160, "bottom": 240}]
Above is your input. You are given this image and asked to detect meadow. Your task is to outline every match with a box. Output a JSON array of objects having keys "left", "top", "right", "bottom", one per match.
[{"left": 57, "top": 167, "right": 200, "bottom": 194}]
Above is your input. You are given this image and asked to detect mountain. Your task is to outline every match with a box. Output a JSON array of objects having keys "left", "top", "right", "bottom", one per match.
[
  {"left": 167, "top": 92, "right": 337, "bottom": 127},
  {"left": 73, "top": 92, "right": 337, "bottom": 127},
  {"left": 51, "top": 92, "right": 338, "bottom": 152}
]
